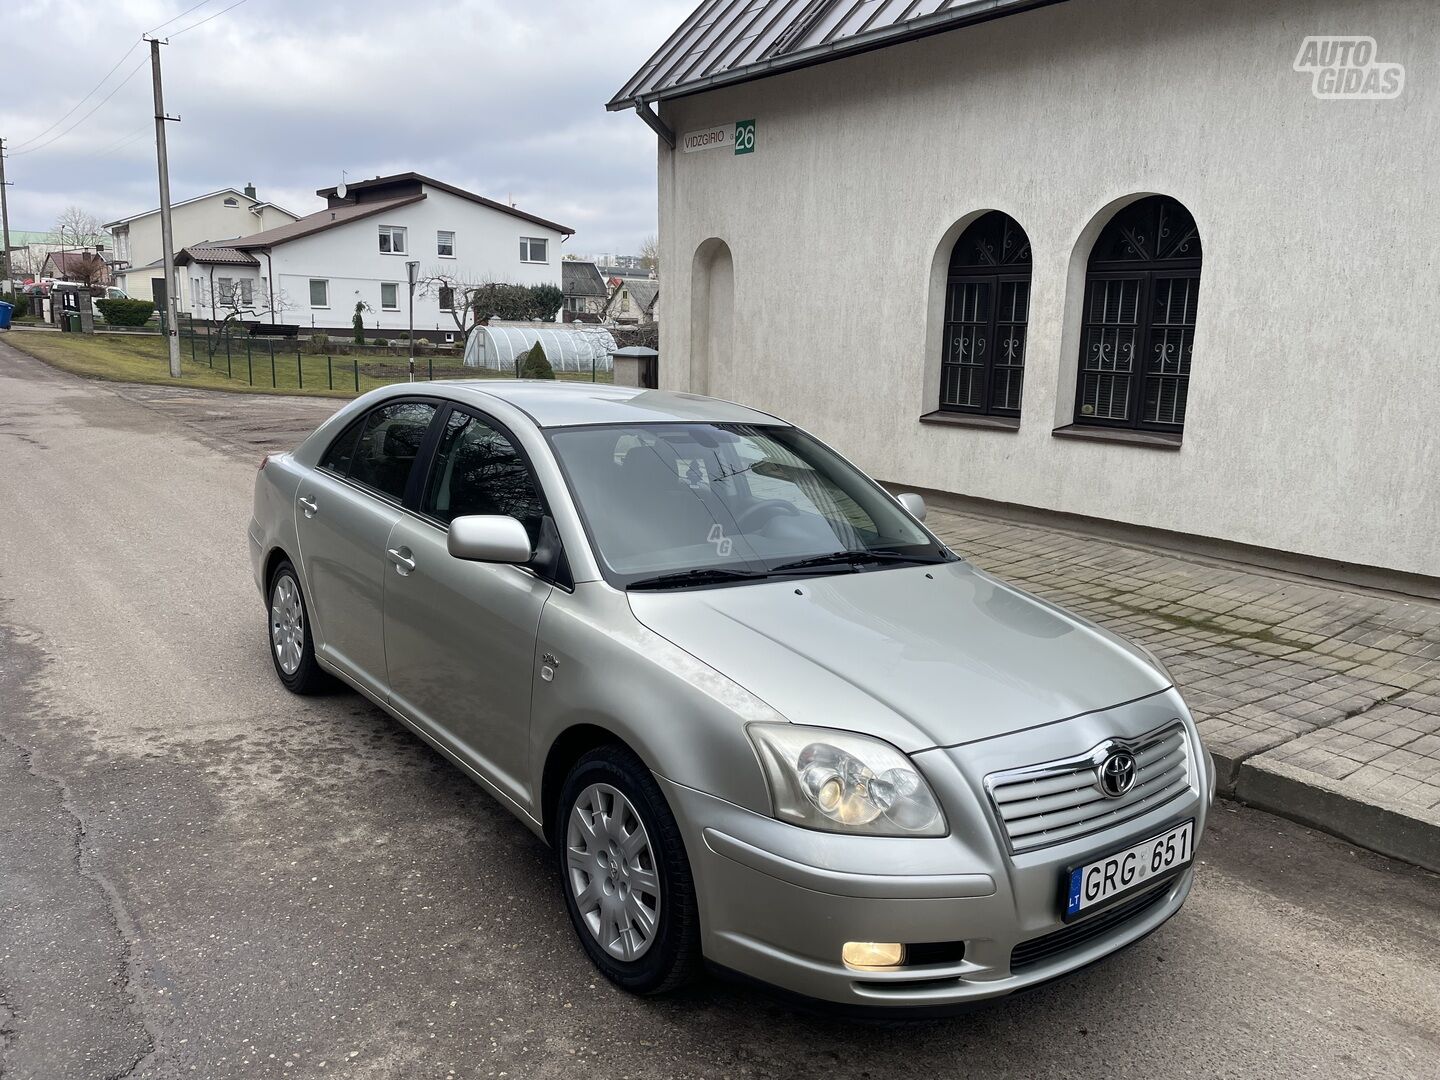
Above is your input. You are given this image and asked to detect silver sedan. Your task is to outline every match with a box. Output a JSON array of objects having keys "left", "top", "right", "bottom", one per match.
[{"left": 249, "top": 381, "right": 1215, "bottom": 1010}]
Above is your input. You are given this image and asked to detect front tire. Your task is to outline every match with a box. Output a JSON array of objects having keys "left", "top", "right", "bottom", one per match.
[
  {"left": 267, "top": 560, "right": 329, "bottom": 695},
  {"left": 555, "top": 745, "right": 700, "bottom": 994}
]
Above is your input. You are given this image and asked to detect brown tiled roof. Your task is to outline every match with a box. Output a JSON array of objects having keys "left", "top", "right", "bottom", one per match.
[
  {"left": 175, "top": 243, "right": 260, "bottom": 267},
  {"left": 232, "top": 194, "right": 427, "bottom": 249}
]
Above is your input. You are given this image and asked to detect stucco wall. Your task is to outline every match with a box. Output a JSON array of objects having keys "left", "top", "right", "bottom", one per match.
[{"left": 655, "top": 0, "right": 1438, "bottom": 578}]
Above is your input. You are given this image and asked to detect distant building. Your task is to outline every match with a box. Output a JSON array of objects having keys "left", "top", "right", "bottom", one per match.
[
  {"left": 561, "top": 259, "right": 609, "bottom": 321},
  {"left": 105, "top": 185, "right": 298, "bottom": 298},
  {"left": 174, "top": 172, "right": 573, "bottom": 342},
  {"left": 603, "top": 277, "right": 658, "bottom": 326},
  {"left": 40, "top": 248, "right": 113, "bottom": 286}
]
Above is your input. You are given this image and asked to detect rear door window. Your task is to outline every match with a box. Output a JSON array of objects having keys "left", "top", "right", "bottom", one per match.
[
  {"left": 319, "top": 418, "right": 364, "bottom": 475},
  {"left": 346, "top": 401, "right": 438, "bottom": 502}
]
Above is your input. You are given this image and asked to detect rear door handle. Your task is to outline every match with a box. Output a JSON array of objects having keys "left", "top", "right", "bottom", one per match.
[
  {"left": 299, "top": 496, "right": 318, "bottom": 518},
  {"left": 387, "top": 547, "right": 416, "bottom": 575}
]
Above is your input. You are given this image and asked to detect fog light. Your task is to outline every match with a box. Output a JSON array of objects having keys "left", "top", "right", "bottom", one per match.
[{"left": 842, "top": 941, "right": 905, "bottom": 970}]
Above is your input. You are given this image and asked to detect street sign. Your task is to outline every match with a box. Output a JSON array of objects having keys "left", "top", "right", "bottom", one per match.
[{"left": 681, "top": 120, "right": 757, "bottom": 155}]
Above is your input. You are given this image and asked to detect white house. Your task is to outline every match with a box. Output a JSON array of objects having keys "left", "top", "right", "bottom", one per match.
[
  {"left": 612, "top": 0, "right": 1438, "bottom": 591},
  {"left": 105, "top": 184, "right": 297, "bottom": 298},
  {"left": 175, "top": 172, "right": 572, "bottom": 343}
]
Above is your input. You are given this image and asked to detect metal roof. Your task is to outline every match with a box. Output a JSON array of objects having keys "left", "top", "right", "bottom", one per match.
[{"left": 608, "top": 0, "right": 1062, "bottom": 110}]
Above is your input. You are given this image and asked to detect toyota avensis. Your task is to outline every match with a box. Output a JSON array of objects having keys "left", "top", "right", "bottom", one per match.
[{"left": 249, "top": 381, "right": 1215, "bottom": 1009}]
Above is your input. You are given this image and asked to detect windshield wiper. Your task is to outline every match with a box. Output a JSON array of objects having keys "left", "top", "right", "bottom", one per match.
[
  {"left": 626, "top": 567, "right": 768, "bottom": 591},
  {"left": 768, "top": 549, "right": 947, "bottom": 575}
]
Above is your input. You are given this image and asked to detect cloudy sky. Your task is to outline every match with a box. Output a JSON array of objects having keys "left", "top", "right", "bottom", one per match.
[{"left": 2, "top": 0, "right": 692, "bottom": 255}]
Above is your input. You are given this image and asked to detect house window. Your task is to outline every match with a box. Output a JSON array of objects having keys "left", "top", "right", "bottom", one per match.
[
  {"left": 940, "top": 212, "right": 1032, "bottom": 417},
  {"left": 217, "top": 277, "right": 236, "bottom": 305},
  {"left": 378, "top": 225, "right": 407, "bottom": 254},
  {"left": 192, "top": 277, "right": 202, "bottom": 306},
  {"left": 238, "top": 279, "right": 254, "bottom": 307},
  {"left": 437, "top": 285, "right": 454, "bottom": 312},
  {"left": 621, "top": 290, "right": 631, "bottom": 313},
  {"left": 437, "top": 230, "right": 455, "bottom": 258},
  {"left": 520, "top": 237, "right": 548, "bottom": 263},
  {"left": 1074, "top": 195, "right": 1201, "bottom": 433},
  {"left": 381, "top": 282, "right": 399, "bottom": 310},
  {"left": 309, "top": 279, "right": 330, "bottom": 308},
  {"left": 224, "top": 197, "right": 239, "bottom": 207}
]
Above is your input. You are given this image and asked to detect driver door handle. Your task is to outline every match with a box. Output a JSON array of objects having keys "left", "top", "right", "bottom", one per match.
[
  {"left": 387, "top": 547, "right": 416, "bottom": 575},
  {"left": 298, "top": 496, "right": 318, "bottom": 518}
]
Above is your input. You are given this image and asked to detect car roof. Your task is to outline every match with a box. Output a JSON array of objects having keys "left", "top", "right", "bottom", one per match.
[{"left": 437, "top": 380, "right": 787, "bottom": 429}]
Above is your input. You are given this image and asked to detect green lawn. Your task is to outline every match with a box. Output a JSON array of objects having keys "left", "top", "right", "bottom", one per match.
[{"left": 3, "top": 329, "right": 613, "bottom": 398}]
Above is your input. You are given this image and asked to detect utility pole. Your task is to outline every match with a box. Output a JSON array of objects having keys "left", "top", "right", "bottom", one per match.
[
  {"left": 0, "top": 139, "right": 12, "bottom": 292},
  {"left": 146, "top": 37, "right": 182, "bottom": 378}
]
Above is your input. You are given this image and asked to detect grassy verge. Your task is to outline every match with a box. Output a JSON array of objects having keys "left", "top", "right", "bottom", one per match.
[{"left": 3, "top": 329, "right": 614, "bottom": 398}]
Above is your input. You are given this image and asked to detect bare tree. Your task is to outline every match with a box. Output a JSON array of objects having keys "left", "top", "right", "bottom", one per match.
[
  {"left": 638, "top": 234, "right": 659, "bottom": 275},
  {"left": 193, "top": 277, "right": 289, "bottom": 358},
  {"left": 52, "top": 207, "right": 105, "bottom": 252}
]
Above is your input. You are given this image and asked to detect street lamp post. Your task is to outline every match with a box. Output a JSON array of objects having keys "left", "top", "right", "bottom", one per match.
[{"left": 406, "top": 260, "right": 420, "bottom": 383}]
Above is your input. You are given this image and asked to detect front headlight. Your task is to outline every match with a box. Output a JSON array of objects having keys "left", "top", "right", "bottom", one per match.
[{"left": 747, "top": 724, "right": 947, "bottom": 837}]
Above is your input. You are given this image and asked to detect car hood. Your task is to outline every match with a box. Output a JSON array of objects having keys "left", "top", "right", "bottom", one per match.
[{"left": 626, "top": 560, "right": 1168, "bottom": 753}]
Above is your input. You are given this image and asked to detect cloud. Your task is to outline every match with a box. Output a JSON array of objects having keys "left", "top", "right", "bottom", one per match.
[{"left": 1, "top": 0, "right": 690, "bottom": 254}]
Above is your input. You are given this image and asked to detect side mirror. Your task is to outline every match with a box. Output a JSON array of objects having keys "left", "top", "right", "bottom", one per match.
[
  {"left": 897, "top": 492, "right": 927, "bottom": 523},
  {"left": 447, "top": 515, "right": 532, "bottom": 564}
]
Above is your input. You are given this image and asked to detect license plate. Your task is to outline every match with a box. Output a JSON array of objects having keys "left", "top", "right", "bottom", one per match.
[{"left": 1065, "top": 820, "right": 1194, "bottom": 920}]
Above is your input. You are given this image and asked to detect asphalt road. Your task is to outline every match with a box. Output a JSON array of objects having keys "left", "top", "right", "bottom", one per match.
[{"left": 1, "top": 342, "right": 1438, "bottom": 1080}]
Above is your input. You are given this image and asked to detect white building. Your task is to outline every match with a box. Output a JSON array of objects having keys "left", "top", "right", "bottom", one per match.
[
  {"left": 175, "top": 173, "right": 572, "bottom": 342},
  {"left": 612, "top": 0, "right": 1438, "bottom": 591},
  {"left": 105, "top": 185, "right": 297, "bottom": 298}
]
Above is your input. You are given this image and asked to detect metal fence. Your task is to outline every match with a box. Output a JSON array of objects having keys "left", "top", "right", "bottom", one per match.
[{"left": 177, "top": 317, "right": 614, "bottom": 394}]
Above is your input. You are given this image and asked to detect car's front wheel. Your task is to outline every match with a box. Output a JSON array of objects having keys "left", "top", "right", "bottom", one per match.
[
  {"left": 555, "top": 745, "right": 700, "bottom": 994},
  {"left": 267, "top": 560, "right": 328, "bottom": 695}
]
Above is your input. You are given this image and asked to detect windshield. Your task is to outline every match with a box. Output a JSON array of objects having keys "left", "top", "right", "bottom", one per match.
[{"left": 547, "top": 423, "right": 951, "bottom": 588}]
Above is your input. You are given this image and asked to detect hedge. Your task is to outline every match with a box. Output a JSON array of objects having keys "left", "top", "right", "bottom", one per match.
[{"left": 96, "top": 298, "right": 156, "bottom": 326}]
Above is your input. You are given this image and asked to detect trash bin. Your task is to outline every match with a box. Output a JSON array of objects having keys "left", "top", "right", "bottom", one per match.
[
  {"left": 66, "top": 313, "right": 81, "bottom": 333},
  {"left": 0, "top": 301, "right": 12, "bottom": 330}
]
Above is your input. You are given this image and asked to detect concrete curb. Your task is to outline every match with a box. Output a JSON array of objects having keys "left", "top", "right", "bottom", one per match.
[{"left": 1217, "top": 753, "right": 1440, "bottom": 874}]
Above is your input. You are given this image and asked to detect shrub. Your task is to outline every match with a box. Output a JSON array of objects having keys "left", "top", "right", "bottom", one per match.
[
  {"left": 95, "top": 298, "right": 155, "bottom": 326},
  {"left": 519, "top": 341, "right": 555, "bottom": 380},
  {"left": 526, "top": 283, "right": 563, "bottom": 321},
  {"left": 352, "top": 301, "right": 366, "bottom": 345},
  {"left": 1, "top": 293, "right": 27, "bottom": 318},
  {"left": 306, "top": 332, "right": 330, "bottom": 354}
]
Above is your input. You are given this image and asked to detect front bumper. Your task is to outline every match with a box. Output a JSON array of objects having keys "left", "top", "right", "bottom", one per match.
[{"left": 659, "top": 700, "right": 1214, "bottom": 1009}]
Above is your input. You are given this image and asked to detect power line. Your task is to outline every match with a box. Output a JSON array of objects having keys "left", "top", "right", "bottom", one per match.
[
  {"left": 145, "top": 0, "right": 219, "bottom": 38},
  {"left": 7, "top": 40, "right": 142, "bottom": 151},
  {"left": 94, "top": 125, "right": 153, "bottom": 160},
  {"left": 10, "top": 55, "right": 151, "bottom": 158},
  {"left": 169, "top": 0, "right": 253, "bottom": 38}
]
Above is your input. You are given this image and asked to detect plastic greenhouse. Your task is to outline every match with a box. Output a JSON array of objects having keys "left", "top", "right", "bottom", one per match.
[{"left": 463, "top": 325, "right": 618, "bottom": 374}]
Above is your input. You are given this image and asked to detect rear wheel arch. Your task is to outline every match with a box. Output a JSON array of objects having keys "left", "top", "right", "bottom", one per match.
[{"left": 263, "top": 546, "right": 294, "bottom": 593}]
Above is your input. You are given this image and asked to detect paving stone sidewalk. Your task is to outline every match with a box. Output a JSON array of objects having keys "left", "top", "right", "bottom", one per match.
[{"left": 924, "top": 506, "right": 1440, "bottom": 872}]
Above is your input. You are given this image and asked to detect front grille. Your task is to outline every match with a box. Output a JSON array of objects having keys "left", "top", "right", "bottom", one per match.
[
  {"left": 986, "top": 723, "right": 1191, "bottom": 854},
  {"left": 1010, "top": 882, "right": 1172, "bottom": 972}
]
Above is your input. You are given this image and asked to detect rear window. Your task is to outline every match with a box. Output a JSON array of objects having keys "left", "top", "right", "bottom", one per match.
[{"left": 347, "top": 401, "right": 437, "bottom": 501}]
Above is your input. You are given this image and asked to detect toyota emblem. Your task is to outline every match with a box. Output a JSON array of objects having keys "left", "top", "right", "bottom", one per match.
[{"left": 1097, "top": 750, "right": 1137, "bottom": 799}]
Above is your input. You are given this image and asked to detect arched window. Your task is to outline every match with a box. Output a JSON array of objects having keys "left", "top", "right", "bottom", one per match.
[
  {"left": 1075, "top": 196, "right": 1201, "bottom": 433},
  {"left": 939, "top": 212, "right": 1032, "bottom": 417}
]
